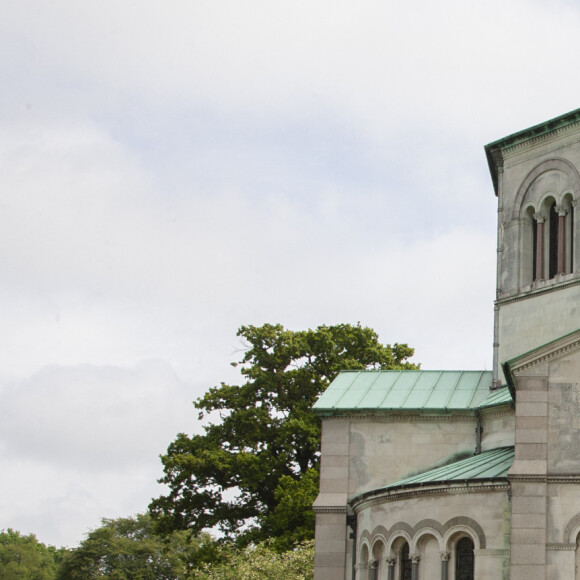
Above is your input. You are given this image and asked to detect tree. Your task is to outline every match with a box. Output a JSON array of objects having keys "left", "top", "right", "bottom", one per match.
[
  {"left": 0, "top": 529, "right": 61, "bottom": 580},
  {"left": 57, "top": 513, "right": 212, "bottom": 579},
  {"left": 150, "top": 323, "right": 417, "bottom": 545},
  {"left": 192, "top": 540, "right": 314, "bottom": 580}
]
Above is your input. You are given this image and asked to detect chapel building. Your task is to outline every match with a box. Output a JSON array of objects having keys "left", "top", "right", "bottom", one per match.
[{"left": 312, "top": 108, "right": 580, "bottom": 580}]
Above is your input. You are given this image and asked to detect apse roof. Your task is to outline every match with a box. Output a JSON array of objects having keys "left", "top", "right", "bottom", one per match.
[
  {"left": 384, "top": 446, "right": 514, "bottom": 490},
  {"left": 313, "top": 370, "right": 498, "bottom": 414}
]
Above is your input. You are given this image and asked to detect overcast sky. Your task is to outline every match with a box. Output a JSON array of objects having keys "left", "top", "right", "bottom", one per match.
[{"left": 2, "top": 0, "right": 580, "bottom": 548}]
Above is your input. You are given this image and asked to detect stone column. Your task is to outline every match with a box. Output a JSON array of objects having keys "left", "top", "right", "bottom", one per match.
[
  {"left": 354, "top": 562, "right": 366, "bottom": 580},
  {"left": 535, "top": 216, "right": 545, "bottom": 280},
  {"left": 386, "top": 558, "right": 396, "bottom": 580},
  {"left": 440, "top": 552, "right": 450, "bottom": 580},
  {"left": 558, "top": 207, "right": 567, "bottom": 274},
  {"left": 410, "top": 555, "right": 420, "bottom": 580},
  {"left": 368, "top": 560, "right": 377, "bottom": 580}
]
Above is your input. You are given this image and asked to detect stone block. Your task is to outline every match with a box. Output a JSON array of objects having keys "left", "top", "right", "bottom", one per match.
[
  {"left": 516, "top": 376, "right": 548, "bottom": 390},
  {"left": 511, "top": 513, "right": 547, "bottom": 529},
  {"left": 509, "top": 459, "right": 547, "bottom": 475},
  {"left": 516, "top": 416, "right": 547, "bottom": 429},
  {"left": 321, "top": 454, "right": 349, "bottom": 468},
  {"left": 509, "top": 564, "right": 546, "bottom": 580},
  {"left": 510, "top": 481, "right": 547, "bottom": 496},
  {"left": 314, "top": 552, "right": 348, "bottom": 568},
  {"left": 322, "top": 443, "right": 349, "bottom": 456},
  {"left": 515, "top": 443, "right": 547, "bottom": 460},
  {"left": 319, "top": 478, "right": 348, "bottom": 493},
  {"left": 516, "top": 402, "right": 548, "bottom": 417},
  {"left": 314, "top": 566, "right": 346, "bottom": 580},
  {"left": 320, "top": 466, "right": 349, "bottom": 480},
  {"left": 511, "top": 495, "right": 546, "bottom": 514},
  {"left": 510, "top": 543, "right": 546, "bottom": 565},
  {"left": 516, "top": 429, "right": 547, "bottom": 443},
  {"left": 516, "top": 390, "right": 548, "bottom": 402},
  {"left": 510, "top": 527, "right": 546, "bottom": 544}
]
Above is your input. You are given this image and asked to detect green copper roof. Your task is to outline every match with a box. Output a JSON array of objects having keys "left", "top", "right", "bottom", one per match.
[
  {"left": 313, "top": 370, "right": 493, "bottom": 414},
  {"left": 477, "top": 386, "right": 512, "bottom": 408},
  {"left": 385, "top": 446, "right": 514, "bottom": 490}
]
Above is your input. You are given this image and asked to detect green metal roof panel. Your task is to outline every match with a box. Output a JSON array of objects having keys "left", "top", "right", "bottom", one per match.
[
  {"left": 478, "top": 386, "right": 513, "bottom": 408},
  {"left": 385, "top": 446, "right": 514, "bottom": 489},
  {"left": 314, "top": 370, "right": 493, "bottom": 412}
]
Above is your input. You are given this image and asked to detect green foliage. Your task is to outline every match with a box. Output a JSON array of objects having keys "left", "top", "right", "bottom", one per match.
[
  {"left": 58, "top": 513, "right": 212, "bottom": 579},
  {"left": 192, "top": 540, "right": 314, "bottom": 580},
  {"left": 0, "top": 528, "right": 61, "bottom": 580},
  {"left": 150, "top": 323, "right": 417, "bottom": 544}
]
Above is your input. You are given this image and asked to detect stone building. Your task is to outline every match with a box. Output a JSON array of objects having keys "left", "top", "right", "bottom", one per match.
[{"left": 312, "top": 108, "right": 580, "bottom": 580}]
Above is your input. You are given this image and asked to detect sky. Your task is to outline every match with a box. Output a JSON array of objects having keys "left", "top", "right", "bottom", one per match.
[{"left": 2, "top": 0, "right": 580, "bottom": 548}]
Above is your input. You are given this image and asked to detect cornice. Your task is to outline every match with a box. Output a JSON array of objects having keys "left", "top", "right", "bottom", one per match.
[
  {"left": 547, "top": 544, "right": 576, "bottom": 551},
  {"left": 474, "top": 549, "right": 510, "bottom": 556},
  {"left": 511, "top": 335, "right": 580, "bottom": 376},
  {"left": 479, "top": 405, "right": 514, "bottom": 420},
  {"left": 313, "top": 506, "right": 347, "bottom": 514},
  {"left": 509, "top": 474, "right": 580, "bottom": 484},
  {"left": 496, "top": 275, "right": 580, "bottom": 306},
  {"left": 321, "top": 412, "right": 475, "bottom": 423},
  {"left": 502, "top": 122, "right": 580, "bottom": 169},
  {"left": 351, "top": 480, "right": 508, "bottom": 512}
]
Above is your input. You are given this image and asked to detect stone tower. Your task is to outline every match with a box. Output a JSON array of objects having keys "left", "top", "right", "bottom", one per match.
[
  {"left": 485, "top": 109, "right": 580, "bottom": 386},
  {"left": 487, "top": 109, "right": 580, "bottom": 579}
]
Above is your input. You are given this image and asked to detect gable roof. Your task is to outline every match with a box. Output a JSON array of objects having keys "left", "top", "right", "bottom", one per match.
[
  {"left": 502, "top": 327, "right": 580, "bottom": 398},
  {"left": 313, "top": 370, "right": 494, "bottom": 415},
  {"left": 384, "top": 446, "right": 514, "bottom": 490}
]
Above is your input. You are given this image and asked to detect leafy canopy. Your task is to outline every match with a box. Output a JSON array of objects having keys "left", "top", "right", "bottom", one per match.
[
  {"left": 150, "top": 323, "right": 417, "bottom": 545},
  {"left": 0, "top": 528, "right": 62, "bottom": 580},
  {"left": 58, "top": 513, "right": 212, "bottom": 580},
  {"left": 191, "top": 540, "right": 315, "bottom": 580}
]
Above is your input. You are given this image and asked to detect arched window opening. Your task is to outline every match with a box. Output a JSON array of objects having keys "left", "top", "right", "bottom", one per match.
[
  {"left": 360, "top": 544, "right": 369, "bottom": 580},
  {"left": 455, "top": 536, "right": 474, "bottom": 580},
  {"left": 370, "top": 541, "right": 383, "bottom": 580},
  {"left": 399, "top": 542, "right": 412, "bottom": 580},
  {"left": 530, "top": 196, "right": 574, "bottom": 282},
  {"left": 564, "top": 193, "right": 575, "bottom": 274},
  {"left": 549, "top": 202, "right": 559, "bottom": 279},
  {"left": 532, "top": 212, "right": 537, "bottom": 281}
]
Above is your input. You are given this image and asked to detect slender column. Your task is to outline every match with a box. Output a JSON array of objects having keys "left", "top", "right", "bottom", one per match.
[
  {"left": 440, "top": 552, "right": 450, "bottom": 580},
  {"left": 411, "top": 555, "right": 420, "bottom": 580},
  {"left": 535, "top": 216, "right": 545, "bottom": 280},
  {"left": 386, "top": 558, "right": 396, "bottom": 580},
  {"left": 558, "top": 208, "right": 567, "bottom": 274},
  {"left": 368, "top": 560, "right": 377, "bottom": 580}
]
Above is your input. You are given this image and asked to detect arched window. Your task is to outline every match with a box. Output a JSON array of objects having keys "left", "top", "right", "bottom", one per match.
[
  {"left": 530, "top": 196, "right": 575, "bottom": 282},
  {"left": 399, "top": 542, "right": 412, "bottom": 580},
  {"left": 455, "top": 536, "right": 474, "bottom": 580}
]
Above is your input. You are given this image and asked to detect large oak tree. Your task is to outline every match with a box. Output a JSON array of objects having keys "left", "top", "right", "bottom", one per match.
[{"left": 150, "top": 323, "right": 417, "bottom": 546}]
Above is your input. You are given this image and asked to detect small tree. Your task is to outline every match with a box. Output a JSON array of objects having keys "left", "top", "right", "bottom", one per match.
[{"left": 150, "top": 323, "right": 417, "bottom": 545}]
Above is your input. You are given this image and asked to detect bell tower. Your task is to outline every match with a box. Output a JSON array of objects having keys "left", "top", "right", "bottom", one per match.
[{"left": 485, "top": 109, "right": 580, "bottom": 385}]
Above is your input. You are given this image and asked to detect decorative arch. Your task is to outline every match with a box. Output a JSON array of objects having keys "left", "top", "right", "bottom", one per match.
[
  {"left": 564, "top": 513, "right": 580, "bottom": 544},
  {"left": 513, "top": 159, "right": 579, "bottom": 283},
  {"left": 369, "top": 525, "right": 388, "bottom": 553},
  {"left": 442, "top": 516, "right": 486, "bottom": 549},
  {"left": 512, "top": 158, "right": 580, "bottom": 220},
  {"left": 385, "top": 522, "right": 414, "bottom": 554},
  {"left": 412, "top": 526, "right": 443, "bottom": 553}
]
